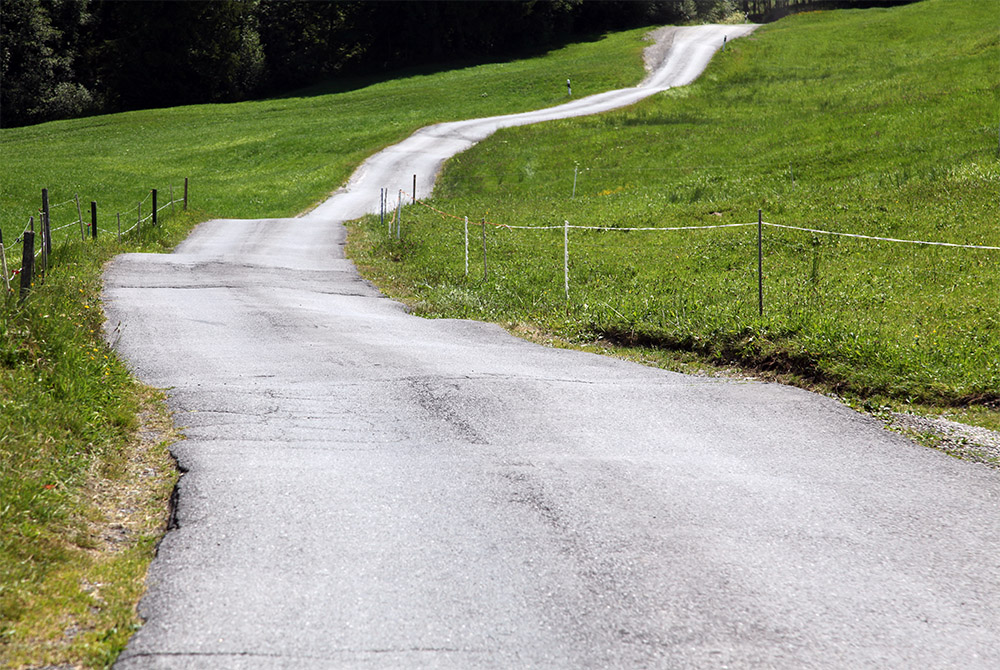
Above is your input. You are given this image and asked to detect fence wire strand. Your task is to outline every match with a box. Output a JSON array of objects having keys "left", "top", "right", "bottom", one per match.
[
  {"left": 4, "top": 185, "right": 186, "bottom": 289},
  {"left": 762, "top": 221, "right": 1000, "bottom": 250},
  {"left": 400, "top": 195, "right": 1000, "bottom": 252}
]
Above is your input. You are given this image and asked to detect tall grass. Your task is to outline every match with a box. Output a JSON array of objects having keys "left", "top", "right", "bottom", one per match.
[{"left": 348, "top": 0, "right": 1000, "bottom": 407}]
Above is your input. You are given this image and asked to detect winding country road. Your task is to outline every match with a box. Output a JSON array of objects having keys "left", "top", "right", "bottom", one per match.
[{"left": 105, "top": 25, "right": 999, "bottom": 669}]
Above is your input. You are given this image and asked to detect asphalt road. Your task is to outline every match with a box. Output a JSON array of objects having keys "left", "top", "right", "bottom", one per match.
[{"left": 105, "top": 25, "right": 1000, "bottom": 669}]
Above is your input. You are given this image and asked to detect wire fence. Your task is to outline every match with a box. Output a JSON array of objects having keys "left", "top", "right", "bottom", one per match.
[
  {"left": 381, "top": 189, "right": 1000, "bottom": 314},
  {"left": 2, "top": 180, "right": 189, "bottom": 300}
]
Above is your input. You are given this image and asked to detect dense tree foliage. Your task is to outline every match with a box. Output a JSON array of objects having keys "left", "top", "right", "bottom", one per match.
[{"left": 0, "top": 0, "right": 918, "bottom": 128}]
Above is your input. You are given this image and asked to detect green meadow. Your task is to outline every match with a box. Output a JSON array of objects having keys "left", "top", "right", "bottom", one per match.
[
  {"left": 1, "top": 30, "right": 649, "bottom": 242},
  {"left": 348, "top": 0, "right": 1000, "bottom": 415},
  {"left": 0, "top": 29, "right": 651, "bottom": 667}
]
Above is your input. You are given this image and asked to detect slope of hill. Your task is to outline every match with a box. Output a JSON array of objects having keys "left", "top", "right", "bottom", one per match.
[{"left": 349, "top": 0, "right": 1000, "bottom": 425}]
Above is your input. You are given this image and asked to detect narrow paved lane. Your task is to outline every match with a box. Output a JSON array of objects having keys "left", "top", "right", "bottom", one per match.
[{"left": 105, "top": 25, "right": 999, "bottom": 669}]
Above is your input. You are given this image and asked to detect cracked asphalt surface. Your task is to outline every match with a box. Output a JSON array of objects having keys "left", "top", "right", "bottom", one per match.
[{"left": 104, "top": 25, "right": 1000, "bottom": 669}]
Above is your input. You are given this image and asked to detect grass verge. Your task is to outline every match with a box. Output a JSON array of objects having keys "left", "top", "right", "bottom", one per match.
[
  {"left": 1, "top": 220, "right": 188, "bottom": 667},
  {"left": 346, "top": 0, "right": 1000, "bottom": 440}
]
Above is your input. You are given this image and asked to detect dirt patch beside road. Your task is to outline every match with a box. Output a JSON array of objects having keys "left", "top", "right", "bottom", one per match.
[
  {"left": 642, "top": 26, "right": 678, "bottom": 81},
  {"left": 890, "top": 412, "right": 1000, "bottom": 468}
]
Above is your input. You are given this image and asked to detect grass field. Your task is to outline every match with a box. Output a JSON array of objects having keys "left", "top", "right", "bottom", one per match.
[
  {"left": 0, "top": 29, "right": 652, "bottom": 667},
  {"left": 348, "top": 0, "right": 1000, "bottom": 420},
  {"left": 1, "top": 29, "right": 649, "bottom": 244}
]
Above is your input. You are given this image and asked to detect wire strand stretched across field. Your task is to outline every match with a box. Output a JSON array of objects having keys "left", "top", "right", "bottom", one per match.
[
  {"left": 400, "top": 195, "right": 999, "bottom": 251},
  {"left": 4, "top": 184, "right": 187, "bottom": 292},
  {"left": 762, "top": 222, "right": 1000, "bottom": 251},
  {"left": 50, "top": 221, "right": 79, "bottom": 233}
]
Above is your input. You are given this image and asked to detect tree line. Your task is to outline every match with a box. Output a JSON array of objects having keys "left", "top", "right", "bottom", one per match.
[
  {"left": 740, "top": 0, "right": 919, "bottom": 20},
  {"left": 1, "top": 0, "right": 919, "bottom": 129}
]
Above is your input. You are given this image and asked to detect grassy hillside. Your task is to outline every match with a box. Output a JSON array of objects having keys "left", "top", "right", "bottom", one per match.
[
  {"left": 348, "top": 0, "right": 1000, "bottom": 419},
  {"left": 1, "top": 30, "right": 649, "bottom": 243},
  {"left": 0, "top": 29, "right": 651, "bottom": 667}
]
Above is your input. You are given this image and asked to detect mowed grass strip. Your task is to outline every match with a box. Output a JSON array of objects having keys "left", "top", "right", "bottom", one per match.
[
  {"left": 347, "top": 0, "right": 1000, "bottom": 419},
  {"left": 0, "top": 29, "right": 651, "bottom": 667}
]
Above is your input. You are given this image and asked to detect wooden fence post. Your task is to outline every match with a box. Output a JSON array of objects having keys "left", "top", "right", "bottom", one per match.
[
  {"left": 152, "top": 189, "right": 158, "bottom": 226},
  {"left": 19, "top": 231, "right": 34, "bottom": 301},
  {"left": 91, "top": 201, "right": 98, "bottom": 240}
]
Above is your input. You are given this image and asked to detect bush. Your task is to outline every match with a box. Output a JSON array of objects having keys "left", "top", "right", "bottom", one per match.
[{"left": 39, "top": 82, "right": 98, "bottom": 121}]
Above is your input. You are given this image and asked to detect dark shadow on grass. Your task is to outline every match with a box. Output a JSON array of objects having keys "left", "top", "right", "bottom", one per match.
[
  {"left": 268, "top": 30, "right": 633, "bottom": 102},
  {"left": 596, "top": 325, "right": 1000, "bottom": 409},
  {"left": 619, "top": 114, "right": 710, "bottom": 127}
]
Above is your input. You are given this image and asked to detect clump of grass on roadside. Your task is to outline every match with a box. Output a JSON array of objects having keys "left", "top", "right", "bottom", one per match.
[{"left": 347, "top": 0, "right": 1000, "bottom": 417}]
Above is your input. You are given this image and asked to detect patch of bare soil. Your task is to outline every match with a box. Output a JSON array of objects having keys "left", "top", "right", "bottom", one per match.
[
  {"left": 85, "top": 409, "right": 176, "bottom": 551},
  {"left": 641, "top": 26, "right": 678, "bottom": 82}
]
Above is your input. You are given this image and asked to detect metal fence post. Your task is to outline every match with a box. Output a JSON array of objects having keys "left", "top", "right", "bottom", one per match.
[
  {"left": 1, "top": 242, "right": 9, "bottom": 295},
  {"left": 564, "top": 220, "right": 570, "bottom": 302},
  {"left": 76, "top": 194, "right": 85, "bottom": 241},
  {"left": 41, "top": 188, "right": 52, "bottom": 254},
  {"left": 38, "top": 215, "right": 48, "bottom": 278},
  {"left": 19, "top": 231, "right": 34, "bottom": 301},
  {"left": 758, "top": 209, "right": 764, "bottom": 317}
]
